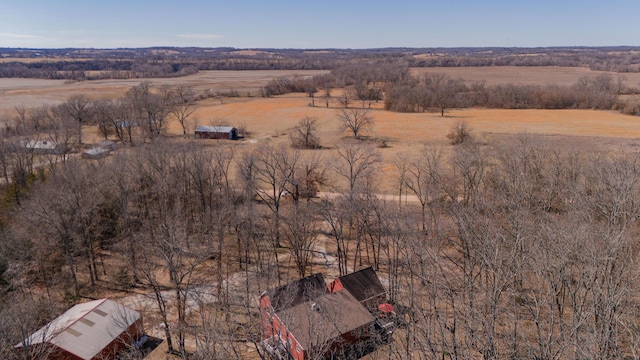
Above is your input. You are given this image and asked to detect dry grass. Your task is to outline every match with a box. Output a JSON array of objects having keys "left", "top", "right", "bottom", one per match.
[
  {"left": 6, "top": 67, "right": 640, "bottom": 191},
  {"left": 184, "top": 92, "right": 640, "bottom": 192},
  {"left": 0, "top": 70, "right": 329, "bottom": 118},
  {"left": 411, "top": 66, "right": 640, "bottom": 87}
]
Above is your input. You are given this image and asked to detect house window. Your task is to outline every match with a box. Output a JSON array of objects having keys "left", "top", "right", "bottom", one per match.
[{"left": 296, "top": 344, "right": 302, "bottom": 354}]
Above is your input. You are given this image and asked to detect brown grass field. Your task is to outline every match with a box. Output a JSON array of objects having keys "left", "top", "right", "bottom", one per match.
[
  {"left": 411, "top": 65, "right": 640, "bottom": 86},
  {"left": 3, "top": 66, "right": 640, "bottom": 192},
  {"left": 188, "top": 93, "right": 640, "bottom": 192}
]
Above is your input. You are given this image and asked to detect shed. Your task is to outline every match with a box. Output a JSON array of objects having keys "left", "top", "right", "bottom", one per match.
[
  {"left": 18, "top": 140, "right": 66, "bottom": 155},
  {"left": 15, "top": 298, "right": 143, "bottom": 360},
  {"left": 195, "top": 125, "right": 239, "bottom": 140}
]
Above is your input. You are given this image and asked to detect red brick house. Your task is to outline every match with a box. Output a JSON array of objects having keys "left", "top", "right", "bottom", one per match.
[
  {"left": 259, "top": 273, "right": 377, "bottom": 360},
  {"left": 15, "top": 298, "right": 143, "bottom": 360}
]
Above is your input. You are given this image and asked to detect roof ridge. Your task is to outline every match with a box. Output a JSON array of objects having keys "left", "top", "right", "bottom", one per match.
[{"left": 49, "top": 298, "right": 108, "bottom": 343}]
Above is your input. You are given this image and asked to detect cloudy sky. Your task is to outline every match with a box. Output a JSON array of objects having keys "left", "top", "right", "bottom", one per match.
[{"left": 1, "top": 0, "right": 638, "bottom": 49}]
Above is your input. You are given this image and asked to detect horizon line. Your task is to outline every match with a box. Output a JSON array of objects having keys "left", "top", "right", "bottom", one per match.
[{"left": 2, "top": 45, "right": 640, "bottom": 52}]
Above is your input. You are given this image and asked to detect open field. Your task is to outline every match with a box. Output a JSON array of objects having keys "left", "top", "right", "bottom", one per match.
[
  {"left": 192, "top": 93, "right": 640, "bottom": 143},
  {"left": 186, "top": 92, "right": 640, "bottom": 193},
  {"left": 4, "top": 66, "right": 640, "bottom": 191},
  {"left": 0, "top": 70, "right": 329, "bottom": 118},
  {"left": 411, "top": 66, "right": 640, "bottom": 86},
  {"left": 4, "top": 66, "right": 640, "bottom": 120},
  {"left": 5, "top": 66, "right": 640, "bottom": 193}
]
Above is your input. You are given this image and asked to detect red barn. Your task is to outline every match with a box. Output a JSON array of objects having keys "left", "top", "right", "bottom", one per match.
[
  {"left": 15, "top": 298, "right": 143, "bottom": 360},
  {"left": 259, "top": 273, "right": 377, "bottom": 360}
]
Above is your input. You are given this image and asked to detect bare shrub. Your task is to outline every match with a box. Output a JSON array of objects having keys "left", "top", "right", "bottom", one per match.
[{"left": 447, "top": 120, "right": 472, "bottom": 145}]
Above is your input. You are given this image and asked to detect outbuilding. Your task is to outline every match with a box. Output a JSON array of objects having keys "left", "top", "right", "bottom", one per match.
[
  {"left": 82, "top": 147, "right": 111, "bottom": 159},
  {"left": 18, "top": 139, "right": 66, "bottom": 155},
  {"left": 195, "top": 125, "right": 239, "bottom": 140},
  {"left": 15, "top": 298, "right": 143, "bottom": 360}
]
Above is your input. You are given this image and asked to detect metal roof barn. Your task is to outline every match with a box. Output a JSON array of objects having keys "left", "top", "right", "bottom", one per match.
[
  {"left": 15, "top": 298, "right": 143, "bottom": 360},
  {"left": 195, "top": 125, "right": 239, "bottom": 140}
]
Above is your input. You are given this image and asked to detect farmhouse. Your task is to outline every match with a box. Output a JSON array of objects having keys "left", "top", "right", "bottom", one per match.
[
  {"left": 260, "top": 271, "right": 393, "bottom": 360},
  {"left": 15, "top": 298, "right": 143, "bottom": 360},
  {"left": 194, "top": 125, "right": 239, "bottom": 140}
]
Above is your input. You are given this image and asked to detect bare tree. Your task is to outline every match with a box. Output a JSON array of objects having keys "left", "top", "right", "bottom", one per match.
[
  {"left": 125, "top": 82, "right": 171, "bottom": 139},
  {"left": 297, "top": 152, "right": 328, "bottom": 201},
  {"left": 306, "top": 85, "right": 317, "bottom": 107},
  {"left": 61, "top": 94, "right": 93, "bottom": 144},
  {"left": 323, "top": 88, "right": 332, "bottom": 108},
  {"left": 168, "top": 86, "right": 197, "bottom": 136},
  {"left": 13, "top": 105, "right": 28, "bottom": 134},
  {"left": 424, "top": 73, "right": 458, "bottom": 117},
  {"left": 92, "top": 99, "right": 114, "bottom": 140},
  {"left": 338, "top": 88, "right": 354, "bottom": 108},
  {"left": 16, "top": 160, "right": 109, "bottom": 297},
  {"left": 0, "top": 292, "right": 64, "bottom": 360},
  {"left": 290, "top": 116, "right": 320, "bottom": 149},
  {"left": 251, "top": 142, "right": 300, "bottom": 248},
  {"left": 282, "top": 203, "right": 318, "bottom": 277},
  {"left": 336, "top": 108, "right": 374, "bottom": 139},
  {"left": 333, "top": 143, "right": 381, "bottom": 197},
  {"left": 404, "top": 146, "right": 445, "bottom": 231}
]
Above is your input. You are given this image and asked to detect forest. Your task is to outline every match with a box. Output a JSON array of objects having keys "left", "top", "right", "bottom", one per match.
[{"left": 3, "top": 117, "right": 640, "bottom": 359}]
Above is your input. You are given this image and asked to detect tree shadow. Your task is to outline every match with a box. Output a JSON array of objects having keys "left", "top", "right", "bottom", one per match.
[{"left": 139, "top": 336, "right": 164, "bottom": 358}]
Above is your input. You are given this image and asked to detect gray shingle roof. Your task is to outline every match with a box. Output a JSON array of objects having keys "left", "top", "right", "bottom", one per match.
[
  {"left": 276, "top": 290, "right": 375, "bottom": 350},
  {"left": 335, "top": 267, "right": 386, "bottom": 303}
]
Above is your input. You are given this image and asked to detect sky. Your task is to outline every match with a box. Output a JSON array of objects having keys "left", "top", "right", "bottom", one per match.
[{"left": 0, "top": 0, "right": 639, "bottom": 49}]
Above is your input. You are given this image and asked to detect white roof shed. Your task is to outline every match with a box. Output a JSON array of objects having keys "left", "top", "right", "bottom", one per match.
[{"left": 16, "top": 298, "right": 141, "bottom": 360}]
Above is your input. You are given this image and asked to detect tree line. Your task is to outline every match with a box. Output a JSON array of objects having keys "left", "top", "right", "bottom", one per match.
[
  {"left": 263, "top": 64, "right": 640, "bottom": 116},
  {"left": 382, "top": 72, "right": 638, "bottom": 115},
  {"left": 3, "top": 46, "right": 640, "bottom": 80},
  {"left": 4, "top": 81, "right": 201, "bottom": 147}
]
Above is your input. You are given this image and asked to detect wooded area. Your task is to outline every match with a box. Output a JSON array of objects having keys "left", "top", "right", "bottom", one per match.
[{"left": 3, "top": 126, "right": 640, "bottom": 359}]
